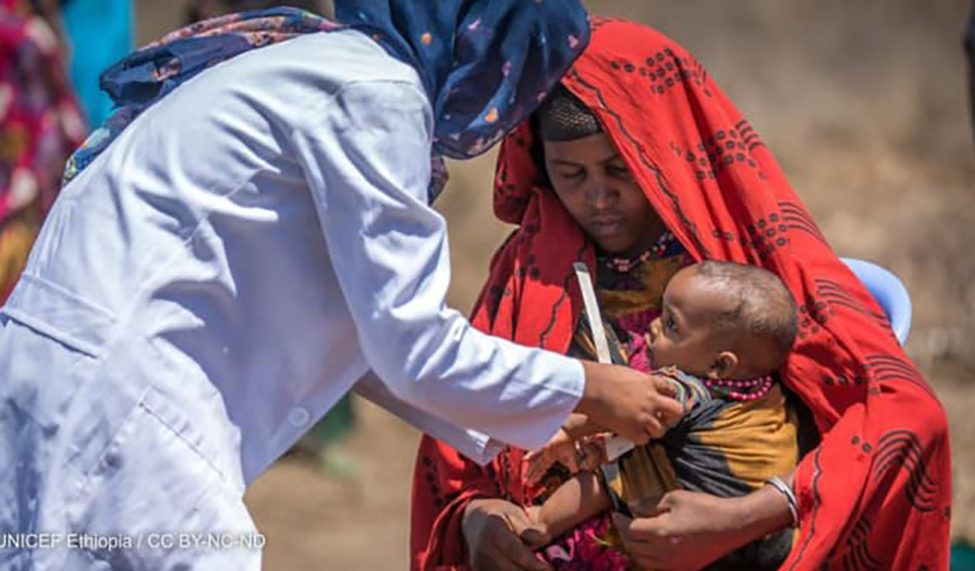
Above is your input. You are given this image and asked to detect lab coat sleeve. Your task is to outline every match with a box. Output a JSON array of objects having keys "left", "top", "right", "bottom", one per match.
[
  {"left": 290, "top": 79, "right": 584, "bottom": 451},
  {"left": 352, "top": 370, "right": 504, "bottom": 466}
]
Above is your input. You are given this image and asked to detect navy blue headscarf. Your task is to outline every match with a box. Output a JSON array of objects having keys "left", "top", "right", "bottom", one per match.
[
  {"left": 337, "top": 0, "right": 591, "bottom": 158},
  {"left": 64, "top": 2, "right": 590, "bottom": 190}
]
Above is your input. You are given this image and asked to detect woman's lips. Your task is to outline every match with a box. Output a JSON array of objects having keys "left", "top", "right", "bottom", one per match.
[{"left": 588, "top": 216, "right": 626, "bottom": 236}]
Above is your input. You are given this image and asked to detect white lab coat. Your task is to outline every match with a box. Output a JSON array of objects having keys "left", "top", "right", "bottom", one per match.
[{"left": 0, "top": 30, "right": 583, "bottom": 569}]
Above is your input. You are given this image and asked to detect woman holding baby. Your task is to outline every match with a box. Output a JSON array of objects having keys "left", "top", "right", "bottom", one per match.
[{"left": 411, "top": 18, "right": 951, "bottom": 571}]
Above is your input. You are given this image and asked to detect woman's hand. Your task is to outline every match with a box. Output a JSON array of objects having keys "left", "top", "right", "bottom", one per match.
[
  {"left": 462, "top": 498, "right": 553, "bottom": 571},
  {"left": 611, "top": 487, "right": 793, "bottom": 571}
]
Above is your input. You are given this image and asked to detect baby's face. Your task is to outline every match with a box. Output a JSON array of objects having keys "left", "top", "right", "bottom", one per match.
[{"left": 646, "top": 267, "right": 739, "bottom": 378}]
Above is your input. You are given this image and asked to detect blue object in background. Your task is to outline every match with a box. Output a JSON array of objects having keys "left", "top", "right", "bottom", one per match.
[
  {"left": 840, "top": 258, "right": 913, "bottom": 346},
  {"left": 952, "top": 544, "right": 975, "bottom": 571},
  {"left": 62, "top": 0, "right": 134, "bottom": 128}
]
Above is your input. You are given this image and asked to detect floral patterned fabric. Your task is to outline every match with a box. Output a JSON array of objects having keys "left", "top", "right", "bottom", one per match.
[{"left": 0, "top": 0, "right": 85, "bottom": 301}]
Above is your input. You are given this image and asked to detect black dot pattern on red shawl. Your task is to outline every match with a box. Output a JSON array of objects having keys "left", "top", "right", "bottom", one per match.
[
  {"left": 778, "top": 200, "right": 830, "bottom": 245},
  {"left": 420, "top": 455, "right": 446, "bottom": 509},
  {"left": 871, "top": 429, "right": 941, "bottom": 513},
  {"left": 862, "top": 354, "right": 937, "bottom": 399},
  {"left": 631, "top": 48, "right": 714, "bottom": 97},
  {"left": 486, "top": 285, "right": 511, "bottom": 323},
  {"left": 795, "top": 298, "right": 831, "bottom": 342},
  {"left": 813, "top": 277, "right": 896, "bottom": 341},
  {"left": 830, "top": 516, "right": 885, "bottom": 571},
  {"left": 495, "top": 162, "right": 528, "bottom": 216},
  {"left": 668, "top": 120, "right": 769, "bottom": 182}
]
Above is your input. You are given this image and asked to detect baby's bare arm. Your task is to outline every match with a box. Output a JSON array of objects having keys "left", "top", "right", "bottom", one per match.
[{"left": 527, "top": 471, "right": 613, "bottom": 547}]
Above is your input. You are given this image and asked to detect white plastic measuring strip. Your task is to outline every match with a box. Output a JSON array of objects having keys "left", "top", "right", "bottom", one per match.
[
  {"left": 573, "top": 262, "right": 612, "bottom": 365},
  {"left": 572, "top": 263, "right": 635, "bottom": 462}
]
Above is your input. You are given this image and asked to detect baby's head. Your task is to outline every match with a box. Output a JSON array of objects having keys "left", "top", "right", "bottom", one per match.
[{"left": 647, "top": 261, "right": 798, "bottom": 380}]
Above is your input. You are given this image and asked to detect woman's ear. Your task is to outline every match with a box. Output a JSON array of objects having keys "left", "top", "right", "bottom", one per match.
[{"left": 707, "top": 351, "right": 740, "bottom": 379}]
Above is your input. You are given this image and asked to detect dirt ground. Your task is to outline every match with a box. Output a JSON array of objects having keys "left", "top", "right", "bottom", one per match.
[{"left": 130, "top": 1, "right": 975, "bottom": 568}]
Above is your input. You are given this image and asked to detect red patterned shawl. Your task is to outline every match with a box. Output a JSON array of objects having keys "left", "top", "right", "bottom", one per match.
[{"left": 411, "top": 19, "right": 951, "bottom": 571}]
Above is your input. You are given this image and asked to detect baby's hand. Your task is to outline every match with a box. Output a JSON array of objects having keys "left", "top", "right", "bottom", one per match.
[
  {"left": 524, "top": 429, "right": 610, "bottom": 486},
  {"left": 524, "top": 429, "right": 577, "bottom": 486}
]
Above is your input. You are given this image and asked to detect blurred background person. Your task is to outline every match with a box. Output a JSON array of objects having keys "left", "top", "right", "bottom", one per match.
[
  {"left": 59, "top": 0, "right": 133, "bottom": 127},
  {"left": 0, "top": 0, "right": 85, "bottom": 302}
]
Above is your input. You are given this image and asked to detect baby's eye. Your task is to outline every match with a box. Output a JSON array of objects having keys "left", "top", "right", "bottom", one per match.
[{"left": 666, "top": 315, "right": 678, "bottom": 333}]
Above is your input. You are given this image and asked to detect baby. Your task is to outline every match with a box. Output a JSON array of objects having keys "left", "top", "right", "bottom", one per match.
[{"left": 525, "top": 260, "right": 800, "bottom": 569}]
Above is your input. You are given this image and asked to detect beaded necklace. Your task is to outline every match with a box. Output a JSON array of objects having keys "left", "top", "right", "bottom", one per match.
[
  {"left": 703, "top": 374, "right": 775, "bottom": 401},
  {"left": 602, "top": 231, "right": 677, "bottom": 273},
  {"left": 658, "top": 365, "right": 776, "bottom": 402}
]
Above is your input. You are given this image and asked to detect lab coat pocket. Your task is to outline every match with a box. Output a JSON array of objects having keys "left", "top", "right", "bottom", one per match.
[{"left": 63, "top": 385, "right": 252, "bottom": 567}]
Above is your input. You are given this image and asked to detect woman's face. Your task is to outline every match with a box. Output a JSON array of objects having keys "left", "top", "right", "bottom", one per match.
[{"left": 543, "top": 133, "right": 662, "bottom": 256}]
